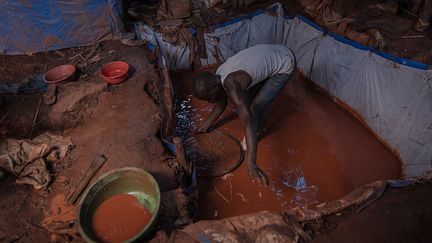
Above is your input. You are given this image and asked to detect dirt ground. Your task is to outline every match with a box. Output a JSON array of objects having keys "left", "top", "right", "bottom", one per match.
[{"left": 0, "top": 41, "right": 184, "bottom": 242}]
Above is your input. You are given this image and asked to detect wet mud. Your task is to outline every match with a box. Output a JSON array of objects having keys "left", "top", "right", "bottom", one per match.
[
  {"left": 91, "top": 194, "right": 152, "bottom": 243},
  {"left": 172, "top": 68, "right": 401, "bottom": 220}
]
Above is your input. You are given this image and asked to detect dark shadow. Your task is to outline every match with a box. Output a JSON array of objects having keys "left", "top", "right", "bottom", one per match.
[
  {"left": 260, "top": 94, "right": 299, "bottom": 138},
  {"left": 150, "top": 170, "right": 180, "bottom": 192},
  {"left": 128, "top": 64, "right": 137, "bottom": 77}
]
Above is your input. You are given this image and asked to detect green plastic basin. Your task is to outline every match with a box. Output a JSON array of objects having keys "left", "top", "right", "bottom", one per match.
[{"left": 77, "top": 167, "right": 160, "bottom": 242}]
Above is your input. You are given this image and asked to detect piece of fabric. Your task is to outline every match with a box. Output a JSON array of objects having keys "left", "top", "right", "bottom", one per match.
[
  {"left": 135, "top": 23, "right": 192, "bottom": 70},
  {"left": 1, "top": 132, "right": 73, "bottom": 189},
  {"left": 0, "top": 75, "right": 47, "bottom": 94},
  {"left": 0, "top": 0, "right": 123, "bottom": 55},
  {"left": 216, "top": 44, "right": 295, "bottom": 89}
]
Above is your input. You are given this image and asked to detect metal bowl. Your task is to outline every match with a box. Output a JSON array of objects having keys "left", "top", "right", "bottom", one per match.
[{"left": 77, "top": 167, "right": 160, "bottom": 243}]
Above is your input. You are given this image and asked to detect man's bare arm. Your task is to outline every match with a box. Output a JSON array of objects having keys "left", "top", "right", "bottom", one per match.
[
  {"left": 196, "top": 97, "right": 227, "bottom": 133},
  {"left": 227, "top": 83, "right": 268, "bottom": 185}
]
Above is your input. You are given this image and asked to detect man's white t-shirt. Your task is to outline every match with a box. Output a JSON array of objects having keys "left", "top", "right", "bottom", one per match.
[{"left": 216, "top": 44, "right": 295, "bottom": 89}]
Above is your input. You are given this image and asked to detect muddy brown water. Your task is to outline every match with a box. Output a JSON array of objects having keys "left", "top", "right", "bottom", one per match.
[
  {"left": 172, "top": 68, "right": 401, "bottom": 220},
  {"left": 91, "top": 194, "right": 152, "bottom": 243}
]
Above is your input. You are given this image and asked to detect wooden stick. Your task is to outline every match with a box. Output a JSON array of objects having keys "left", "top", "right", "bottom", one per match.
[
  {"left": 215, "top": 187, "right": 231, "bottom": 203},
  {"left": 29, "top": 96, "right": 43, "bottom": 139},
  {"left": 67, "top": 155, "right": 107, "bottom": 204},
  {"left": 173, "top": 137, "right": 190, "bottom": 175},
  {"left": 401, "top": 35, "right": 426, "bottom": 39}
]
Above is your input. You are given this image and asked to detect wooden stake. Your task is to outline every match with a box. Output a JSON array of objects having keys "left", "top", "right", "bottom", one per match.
[{"left": 29, "top": 96, "right": 43, "bottom": 139}]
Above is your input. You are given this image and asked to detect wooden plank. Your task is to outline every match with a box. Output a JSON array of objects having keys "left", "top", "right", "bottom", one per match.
[{"left": 67, "top": 154, "right": 107, "bottom": 204}]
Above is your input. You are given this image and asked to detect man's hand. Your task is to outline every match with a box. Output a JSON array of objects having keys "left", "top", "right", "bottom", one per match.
[
  {"left": 195, "top": 98, "right": 228, "bottom": 134},
  {"left": 248, "top": 164, "right": 268, "bottom": 186}
]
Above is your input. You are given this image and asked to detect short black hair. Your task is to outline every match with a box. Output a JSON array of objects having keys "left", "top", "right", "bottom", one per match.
[{"left": 193, "top": 71, "right": 219, "bottom": 100}]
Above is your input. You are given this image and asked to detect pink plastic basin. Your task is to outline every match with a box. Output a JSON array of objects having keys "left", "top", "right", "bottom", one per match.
[{"left": 44, "top": 64, "right": 76, "bottom": 84}]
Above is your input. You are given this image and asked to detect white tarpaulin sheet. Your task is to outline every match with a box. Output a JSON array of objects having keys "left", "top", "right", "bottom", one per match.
[
  {"left": 134, "top": 23, "right": 191, "bottom": 70},
  {"left": 138, "top": 3, "right": 432, "bottom": 177}
]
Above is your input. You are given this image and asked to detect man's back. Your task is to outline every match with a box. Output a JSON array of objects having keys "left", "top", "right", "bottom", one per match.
[{"left": 216, "top": 44, "right": 295, "bottom": 89}]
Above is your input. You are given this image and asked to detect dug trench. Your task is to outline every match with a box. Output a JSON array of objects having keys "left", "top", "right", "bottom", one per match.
[{"left": 172, "top": 67, "right": 402, "bottom": 220}]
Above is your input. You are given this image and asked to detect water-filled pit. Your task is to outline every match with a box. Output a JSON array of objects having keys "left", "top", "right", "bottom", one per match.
[{"left": 173, "top": 68, "right": 402, "bottom": 220}]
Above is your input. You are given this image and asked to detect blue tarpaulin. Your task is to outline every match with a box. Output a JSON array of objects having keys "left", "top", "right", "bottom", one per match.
[{"left": 0, "top": 0, "right": 123, "bottom": 55}]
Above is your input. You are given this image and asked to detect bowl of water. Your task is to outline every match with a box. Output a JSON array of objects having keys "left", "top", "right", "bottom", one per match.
[{"left": 77, "top": 167, "right": 160, "bottom": 243}]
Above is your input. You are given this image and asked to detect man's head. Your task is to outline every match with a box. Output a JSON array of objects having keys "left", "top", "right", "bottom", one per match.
[{"left": 193, "top": 71, "right": 224, "bottom": 103}]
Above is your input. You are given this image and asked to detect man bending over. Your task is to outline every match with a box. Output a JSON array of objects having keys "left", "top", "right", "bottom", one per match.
[{"left": 192, "top": 44, "right": 295, "bottom": 185}]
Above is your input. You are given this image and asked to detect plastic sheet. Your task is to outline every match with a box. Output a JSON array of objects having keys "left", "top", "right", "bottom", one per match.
[
  {"left": 0, "top": 75, "right": 47, "bottom": 94},
  {"left": 134, "top": 23, "right": 191, "bottom": 70},
  {"left": 0, "top": 0, "right": 123, "bottom": 55}
]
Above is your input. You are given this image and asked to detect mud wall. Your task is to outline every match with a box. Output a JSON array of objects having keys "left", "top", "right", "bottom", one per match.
[{"left": 138, "top": 3, "right": 432, "bottom": 177}]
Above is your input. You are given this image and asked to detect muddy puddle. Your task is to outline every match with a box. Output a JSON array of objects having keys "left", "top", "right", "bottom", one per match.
[{"left": 172, "top": 68, "right": 401, "bottom": 220}]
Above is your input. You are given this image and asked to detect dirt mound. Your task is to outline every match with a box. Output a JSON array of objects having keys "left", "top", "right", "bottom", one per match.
[{"left": 49, "top": 81, "right": 106, "bottom": 128}]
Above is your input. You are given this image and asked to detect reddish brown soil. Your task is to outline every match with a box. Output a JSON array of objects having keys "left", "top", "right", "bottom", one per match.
[
  {"left": 172, "top": 68, "right": 402, "bottom": 220},
  {"left": 311, "top": 183, "right": 432, "bottom": 243},
  {"left": 0, "top": 41, "right": 179, "bottom": 242}
]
